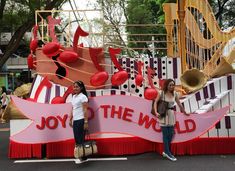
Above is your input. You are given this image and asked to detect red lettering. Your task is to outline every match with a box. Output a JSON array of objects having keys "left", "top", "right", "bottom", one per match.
[
  {"left": 100, "top": 105, "right": 111, "bottom": 118},
  {"left": 36, "top": 115, "right": 70, "bottom": 130},
  {"left": 36, "top": 117, "right": 46, "bottom": 130},
  {"left": 175, "top": 121, "right": 187, "bottom": 134},
  {"left": 138, "top": 113, "right": 161, "bottom": 132},
  {"left": 111, "top": 105, "right": 122, "bottom": 119},
  {"left": 185, "top": 119, "right": 196, "bottom": 132},
  {"left": 175, "top": 119, "right": 196, "bottom": 134},
  {"left": 122, "top": 107, "right": 133, "bottom": 122},
  {"left": 46, "top": 116, "right": 58, "bottom": 129},
  {"left": 57, "top": 114, "right": 68, "bottom": 128}
]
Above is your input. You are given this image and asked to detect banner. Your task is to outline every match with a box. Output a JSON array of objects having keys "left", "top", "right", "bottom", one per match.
[{"left": 10, "top": 95, "right": 229, "bottom": 144}]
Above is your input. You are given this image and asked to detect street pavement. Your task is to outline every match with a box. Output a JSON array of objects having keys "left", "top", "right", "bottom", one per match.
[{"left": 1, "top": 123, "right": 235, "bottom": 171}]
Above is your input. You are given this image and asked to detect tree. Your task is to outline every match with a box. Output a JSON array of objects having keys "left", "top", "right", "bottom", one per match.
[
  {"left": 96, "top": 0, "right": 234, "bottom": 57},
  {"left": 96, "top": 0, "right": 128, "bottom": 48},
  {"left": 93, "top": 0, "right": 167, "bottom": 56},
  {"left": 126, "top": 0, "right": 171, "bottom": 56},
  {"left": 0, "top": 0, "right": 68, "bottom": 70},
  {"left": 208, "top": 0, "right": 235, "bottom": 29}
]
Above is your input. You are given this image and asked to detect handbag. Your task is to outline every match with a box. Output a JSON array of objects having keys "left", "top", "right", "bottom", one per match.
[
  {"left": 157, "top": 99, "right": 169, "bottom": 118},
  {"left": 74, "top": 131, "right": 98, "bottom": 159},
  {"left": 151, "top": 92, "right": 169, "bottom": 118},
  {"left": 157, "top": 92, "right": 169, "bottom": 118}
]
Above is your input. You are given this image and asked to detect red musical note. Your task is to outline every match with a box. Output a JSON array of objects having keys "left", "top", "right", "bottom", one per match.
[
  {"left": 47, "top": 16, "right": 61, "bottom": 42},
  {"left": 73, "top": 26, "right": 89, "bottom": 52},
  {"left": 144, "top": 67, "right": 158, "bottom": 100},
  {"left": 42, "top": 42, "right": 61, "bottom": 57},
  {"left": 109, "top": 47, "right": 128, "bottom": 86},
  {"left": 27, "top": 53, "right": 35, "bottom": 69},
  {"left": 89, "top": 48, "right": 109, "bottom": 86},
  {"left": 27, "top": 77, "right": 52, "bottom": 102},
  {"left": 135, "top": 61, "right": 144, "bottom": 86},
  {"left": 29, "top": 25, "right": 39, "bottom": 52},
  {"left": 51, "top": 85, "right": 73, "bottom": 104},
  {"left": 33, "top": 25, "right": 38, "bottom": 40}
]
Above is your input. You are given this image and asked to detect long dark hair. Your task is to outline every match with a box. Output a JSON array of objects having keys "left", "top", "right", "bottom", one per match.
[
  {"left": 74, "top": 81, "right": 88, "bottom": 98},
  {"left": 162, "top": 79, "right": 175, "bottom": 94}
]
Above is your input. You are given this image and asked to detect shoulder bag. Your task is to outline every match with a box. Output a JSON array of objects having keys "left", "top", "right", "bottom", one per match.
[
  {"left": 157, "top": 92, "right": 169, "bottom": 118},
  {"left": 74, "top": 130, "right": 98, "bottom": 159}
]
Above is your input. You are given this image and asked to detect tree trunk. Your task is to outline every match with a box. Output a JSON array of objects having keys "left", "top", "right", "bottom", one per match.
[
  {"left": 0, "top": 0, "right": 66, "bottom": 70},
  {"left": 0, "top": 19, "right": 34, "bottom": 69}
]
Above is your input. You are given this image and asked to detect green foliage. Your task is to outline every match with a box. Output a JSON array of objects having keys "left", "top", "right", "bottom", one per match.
[
  {"left": 0, "top": 1, "right": 29, "bottom": 32},
  {"left": 126, "top": 0, "right": 168, "bottom": 56},
  {"left": 0, "top": 0, "right": 67, "bottom": 69},
  {"left": 208, "top": 0, "right": 235, "bottom": 29},
  {"left": 0, "top": 0, "right": 66, "bottom": 33}
]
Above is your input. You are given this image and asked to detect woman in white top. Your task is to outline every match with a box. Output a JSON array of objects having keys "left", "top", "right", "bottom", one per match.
[
  {"left": 153, "top": 79, "right": 189, "bottom": 161},
  {"left": 69, "top": 81, "right": 89, "bottom": 148}
]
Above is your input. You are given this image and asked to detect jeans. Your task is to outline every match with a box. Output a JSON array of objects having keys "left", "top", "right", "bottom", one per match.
[
  {"left": 161, "top": 126, "right": 175, "bottom": 156},
  {"left": 73, "top": 119, "right": 85, "bottom": 146}
]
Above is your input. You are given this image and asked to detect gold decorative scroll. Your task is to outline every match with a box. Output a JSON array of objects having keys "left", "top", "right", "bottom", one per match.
[
  {"left": 164, "top": 0, "right": 235, "bottom": 70},
  {"left": 186, "top": 0, "right": 235, "bottom": 42},
  {"left": 185, "top": 9, "right": 220, "bottom": 48},
  {"left": 163, "top": 3, "right": 177, "bottom": 57}
]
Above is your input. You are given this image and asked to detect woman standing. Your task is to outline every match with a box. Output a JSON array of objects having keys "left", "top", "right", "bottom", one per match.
[
  {"left": 153, "top": 79, "right": 189, "bottom": 161},
  {"left": 69, "top": 81, "right": 89, "bottom": 159},
  {"left": 0, "top": 86, "right": 9, "bottom": 123}
]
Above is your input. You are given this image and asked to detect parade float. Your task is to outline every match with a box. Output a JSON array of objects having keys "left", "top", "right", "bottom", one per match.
[{"left": 6, "top": 0, "right": 235, "bottom": 158}]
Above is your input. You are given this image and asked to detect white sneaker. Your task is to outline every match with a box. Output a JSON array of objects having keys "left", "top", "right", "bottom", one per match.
[
  {"left": 170, "top": 155, "right": 177, "bottom": 161},
  {"left": 162, "top": 152, "right": 177, "bottom": 161},
  {"left": 162, "top": 152, "right": 167, "bottom": 157}
]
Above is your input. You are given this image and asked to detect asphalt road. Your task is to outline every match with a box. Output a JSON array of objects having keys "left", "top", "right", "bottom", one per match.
[{"left": 1, "top": 123, "right": 235, "bottom": 171}]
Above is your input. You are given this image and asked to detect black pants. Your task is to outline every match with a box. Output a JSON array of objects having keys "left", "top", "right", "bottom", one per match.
[{"left": 73, "top": 119, "right": 85, "bottom": 146}]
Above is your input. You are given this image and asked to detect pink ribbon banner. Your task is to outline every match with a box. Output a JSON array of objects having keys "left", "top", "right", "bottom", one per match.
[{"left": 10, "top": 95, "right": 229, "bottom": 144}]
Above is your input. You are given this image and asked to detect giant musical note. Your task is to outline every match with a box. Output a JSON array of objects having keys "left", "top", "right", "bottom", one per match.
[
  {"left": 135, "top": 61, "right": 144, "bottom": 86},
  {"left": 109, "top": 47, "right": 128, "bottom": 86},
  {"left": 73, "top": 26, "right": 89, "bottom": 52},
  {"left": 89, "top": 48, "right": 109, "bottom": 87},
  {"left": 29, "top": 25, "right": 39, "bottom": 52},
  {"left": 144, "top": 67, "right": 158, "bottom": 100},
  {"left": 47, "top": 16, "right": 61, "bottom": 43}
]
